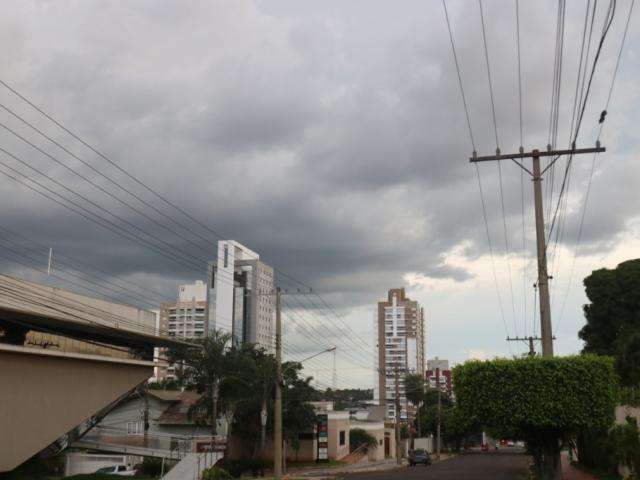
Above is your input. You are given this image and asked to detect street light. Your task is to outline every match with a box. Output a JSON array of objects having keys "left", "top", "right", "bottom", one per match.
[{"left": 283, "top": 346, "right": 337, "bottom": 375}]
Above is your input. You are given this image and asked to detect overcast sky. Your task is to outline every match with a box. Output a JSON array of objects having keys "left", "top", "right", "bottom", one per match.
[{"left": 0, "top": 0, "right": 638, "bottom": 388}]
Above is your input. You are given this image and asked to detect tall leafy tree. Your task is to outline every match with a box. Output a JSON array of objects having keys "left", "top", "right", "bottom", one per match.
[
  {"left": 281, "top": 362, "right": 318, "bottom": 461},
  {"left": 579, "top": 259, "right": 640, "bottom": 385},
  {"left": 404, "top": 373, "right": 425, "bottom": 437},
  {"left": 219, "top": 343, "right": 258, "bottom": 449}
]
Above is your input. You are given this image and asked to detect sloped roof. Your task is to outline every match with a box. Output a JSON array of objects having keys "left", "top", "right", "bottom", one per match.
[
  {"left": 157, "top": 391, "right": 202, "bottom": 425},
  {"left": 147, "top": 390, "right": 183, "bottom": 402}
]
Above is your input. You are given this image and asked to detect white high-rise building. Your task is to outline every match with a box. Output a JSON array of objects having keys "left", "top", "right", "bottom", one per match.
[
  {"left": 374, "top": 288, "right": 425, "bottom": 420},
  {"left": 158, "top": 280, "right": 208, "bottom": 381},
  {"left": 207, "top": 240, "right": 275, "bottom": 352}
]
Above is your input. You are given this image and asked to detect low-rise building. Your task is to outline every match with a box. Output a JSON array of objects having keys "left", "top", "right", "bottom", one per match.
[{"left": 83, "top": 390, "right": 223, "bottom": 452}]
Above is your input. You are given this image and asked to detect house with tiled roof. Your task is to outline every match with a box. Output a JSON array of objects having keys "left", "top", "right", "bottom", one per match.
[{"left": 80, "top": 390, "right": 224, "bottom": 452}]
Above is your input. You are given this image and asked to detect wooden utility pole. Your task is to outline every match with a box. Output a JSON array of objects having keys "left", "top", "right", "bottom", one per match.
[
  {"left": 531, "top": 151, "right": 553, "bottom": 356},
  {"left": 436, "top": 367, "right": 441, "bottom": 460},
  {"left": 394, "top": 363, "right": 401, "bottom": 465},
  {"left": 470, "top": 144, "right": 605, "bottom": 357},
  {"left": 274, "top": 287, "right": 283, "bottom": 480}
]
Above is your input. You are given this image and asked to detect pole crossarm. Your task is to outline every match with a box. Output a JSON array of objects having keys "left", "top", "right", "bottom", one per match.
[
  {"left": 469, "top": 145, "right": 605, "bottom": 163},
  {"left": 468, "top": 142, "right": 606, "bottom": 357}
]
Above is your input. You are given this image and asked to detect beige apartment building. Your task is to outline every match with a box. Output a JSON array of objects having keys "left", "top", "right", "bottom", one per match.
[
  {"left": 157, "top": 280, "right": 207, "bottom": 381},
  {"left": 374, "top": 288, "right": 425, "bottom": 420}
]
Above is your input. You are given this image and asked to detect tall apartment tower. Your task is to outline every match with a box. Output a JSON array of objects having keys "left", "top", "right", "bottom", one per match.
[
  {"left": 157, "top": 280, "right": 207, "bottom": 381},
  {"left": 374, "top": 288, "right": 425, "bottom": 420},
  {"left": 206, "top": 240, "right": 275, "bottom": 352}
]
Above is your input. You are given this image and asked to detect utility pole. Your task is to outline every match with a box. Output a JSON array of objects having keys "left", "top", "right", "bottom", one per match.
[
  {"left": 394, "top": 363, "right": 401, "bottom": 465},
  {"left": 436, "top": 366, "right": 441, "bottom": 460},
  {"left": 274, "top": 287, "right": 283, "bottom": 480},
  {"left": 507, "top": 335, "right": 556, "bottom": 357},
  {"left": 507, "top": 336, "right": 538, "bottom": 357},
  {"left": 470, "top": 144, "right": 605, "bottom": 357},
  {"left": 531, "top": 151, "right": 553, "bottom": 356}
]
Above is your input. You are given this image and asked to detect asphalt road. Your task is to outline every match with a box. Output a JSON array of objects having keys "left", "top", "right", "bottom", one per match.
[{"left": 343, "top": 452, "right": 528, "bottom": 480}]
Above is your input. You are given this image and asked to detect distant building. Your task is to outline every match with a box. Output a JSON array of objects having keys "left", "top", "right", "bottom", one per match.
[
  {"left": 426, "top": 357, "right": 452, "bottom": 397},
  {"left": 162, "top": 280, "right": 207, "bottom": 340},
  {"left": 206, "top": 240, "right": 275, "bottom": 352},
  {"left": 157, "top": 281, "right": 207, "bottom": 381},
  {"left": 374, "top": 288, "right": 426, "bottom": 420}
]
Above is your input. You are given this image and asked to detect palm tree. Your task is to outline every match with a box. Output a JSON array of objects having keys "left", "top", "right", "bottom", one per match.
[{"left": 168, "top": 330, "right": 231, "bottom": 436}]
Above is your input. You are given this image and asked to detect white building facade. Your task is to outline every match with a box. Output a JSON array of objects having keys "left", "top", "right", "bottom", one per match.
[{"left": 207, "top": 240, "right": 275, "bottom": 352}]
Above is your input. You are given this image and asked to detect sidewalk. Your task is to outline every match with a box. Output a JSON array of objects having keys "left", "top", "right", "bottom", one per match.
[
  {"left": 560, "top": 451, "right": 597, "bottom": 480},
  {"left": 289, "top": 453, "right": 455, "bottom": 478}
]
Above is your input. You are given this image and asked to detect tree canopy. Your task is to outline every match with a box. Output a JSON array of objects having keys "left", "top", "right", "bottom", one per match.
[
  {"left": 454, "top": 355, "right": 617, "bottom": 480},
  {"left": 579, "top": 258, "right": 640, "bottom": 385},
  {"left": 166, "top": 331, "right": 318, "bottom": 459}
]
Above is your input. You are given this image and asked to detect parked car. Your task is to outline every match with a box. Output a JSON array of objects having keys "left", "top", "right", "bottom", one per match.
[
  {"left": 408, "top": 449, "right": 432, "bottom": 467},
  {"left": 94, "top": 465, "right": 137, "bottom": 476}
]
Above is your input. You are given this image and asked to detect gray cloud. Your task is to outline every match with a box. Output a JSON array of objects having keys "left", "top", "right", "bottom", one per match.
[{"left": 0, "top": 0, "right": 638, "bottom": 349}]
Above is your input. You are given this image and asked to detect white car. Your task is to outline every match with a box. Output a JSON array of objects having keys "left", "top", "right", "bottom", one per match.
[{"left": 94, "top": 465, "right": 137, "bottom": 476}]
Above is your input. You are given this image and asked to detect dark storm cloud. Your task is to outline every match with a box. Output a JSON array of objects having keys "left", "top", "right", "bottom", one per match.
[{"left": 0, "top": 0, "right": 638, "bottom": 314}]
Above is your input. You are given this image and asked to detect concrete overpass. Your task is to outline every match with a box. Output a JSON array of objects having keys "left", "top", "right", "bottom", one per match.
[{"left": 0, "top": 274, "right": 192, "bottom": 473}]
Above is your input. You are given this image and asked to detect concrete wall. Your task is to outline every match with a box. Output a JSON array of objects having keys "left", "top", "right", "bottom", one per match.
[
  {"left": 615, "top": 405, "right": 640, "bottom": 425},
  {"left": 328, "top": 413, "right": 350, "bottom": 460},
  {"left": 413, "top": 436, "right": 434, "bottom": 454},
  {"left": 0, "top": 344, "right": 152, "bottom": 472},
  {"left": 384, "top": 426, "right": 396, "bottom": 459},
  {"left": 615, "top": 405, "right": 640, "bottom": 478},
  {"left": 350, "top": 422, "right": 385, "bottom": 462},
  {"left": 64, "top": 452, "right": 139, "bottom": 477}
]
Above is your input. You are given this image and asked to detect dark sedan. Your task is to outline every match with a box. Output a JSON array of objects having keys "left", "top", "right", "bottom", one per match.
[{"left": 408, "top": 449, "right": 432, "bottom": 467}]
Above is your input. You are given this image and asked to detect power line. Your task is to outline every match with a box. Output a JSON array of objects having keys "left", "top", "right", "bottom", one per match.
[
  {"left": 0, "top": 225, "right": 170, "bottom": 302},
  {"left": 478, "top": 0, "right": 518, "bottom": 338},
  {"left": 0, "top": 102, "right": 215, "bottom": 255},
  {"left": 442, "top": 0, "right": 476, "bottom": 152},
  {"left": 478, "top": 0, "right": 500, "bottom": 149},
  {"left": 0, "top": 79, "right": 359, "bottom": 354},
  {"left": 442, "top": 0, "right": 512, "bottom": 353},
  {"left": 546, "top": 0, "right": 617, "bottom": 247},
  {"left": 556, "top": 0, "right": 635, "bottom": 334}
]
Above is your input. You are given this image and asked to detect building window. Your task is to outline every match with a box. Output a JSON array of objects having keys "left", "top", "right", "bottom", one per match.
[
  {"left": 339, "top": 431, "right": 345, "bottom": 446},
  {"left": 224, "top": 245, "right": 229, "bottom": 268},
  {"left": 127, "top": 421, "right": 144, "bottom": 435}
]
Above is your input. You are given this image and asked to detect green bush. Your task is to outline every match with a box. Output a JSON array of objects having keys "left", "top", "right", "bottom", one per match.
[
  {"left": 454, "top": 355, "right": 617, "bottom": 480},
  {"left": 349, "top": 428, "right": 378, "bottom": 453},
  {"left": 201, "top": 466, "right": 232, "bottom": 480},
  {"left": 137, "top": 457, "right": 163, "bottom": 477}
]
